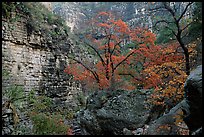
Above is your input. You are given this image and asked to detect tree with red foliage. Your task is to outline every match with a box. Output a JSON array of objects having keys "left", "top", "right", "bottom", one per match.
[
  {"left": 64, "top": 12, "right": 153, "bottom": 91},
  {"left": 64, "top": 12, "right": 191, "bottom": 108}
]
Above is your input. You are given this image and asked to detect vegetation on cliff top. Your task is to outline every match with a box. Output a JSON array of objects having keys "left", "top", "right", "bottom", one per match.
[{"left": 2, "top": 2, "right": 70, "bottom": 38}]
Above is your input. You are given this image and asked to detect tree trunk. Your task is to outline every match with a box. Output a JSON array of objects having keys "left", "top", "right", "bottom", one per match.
[
  {"left": 109, "top": 73, "right": 116, "bottom": 91},
  {"left": 185, "top": 52, "right": 190, "bottom": 75},
  {"left": 177, "top": 34, "right": 190, "bottom": 75}
]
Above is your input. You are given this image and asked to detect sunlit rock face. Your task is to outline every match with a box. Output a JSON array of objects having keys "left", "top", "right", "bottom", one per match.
[
  {"left": 2, "top": 10, "right": 82, "bottom": 110},
  {"left": 2, "top": 5, "right": 85, "bottom": 134},
  {"left": 50, "top": 2, "right": 194, "bottom": 33},
  {"left": 41, "top": 2, "right": 52, "bottom": 11},
  {"left": 51, "top": 2, "right": 86, "bottom": 32}
]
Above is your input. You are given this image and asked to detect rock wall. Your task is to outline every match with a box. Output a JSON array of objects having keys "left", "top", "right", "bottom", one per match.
[
  {"left": 52, "top": 2, "right": 86, "bottom": 32},
  {"left": 2, "top": 12, "right": 82, "bottom": 109}
]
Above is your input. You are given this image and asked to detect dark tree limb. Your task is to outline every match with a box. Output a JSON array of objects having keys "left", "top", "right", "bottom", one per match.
[
  {"left": 177, "top": 2, "right": 193, "bottom": 22},
  {"left": 113, "top": 50, "right": 137, "bottom": 72},
  {"left": 67, "top": 56, "right": 100, "bottom": 83},
  {"left": 153, "top": 20, "right": 174, "bottom": 29},
  {"left": 110, "top": 40, "right": 123, "bottom": 56},
  {"left": 118, "top": 73, "right": 143, "bottom": 81},
  {"left": 82, "top": 39, "right": 106, "bottom": 67},
  {"left": 181, "top": 21, "right": 194, "bottom": 32}
]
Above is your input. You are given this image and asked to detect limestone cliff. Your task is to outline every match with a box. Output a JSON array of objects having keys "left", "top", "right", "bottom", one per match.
[{"left": 2, "top": 3, "right": 82, "bottom": 111}]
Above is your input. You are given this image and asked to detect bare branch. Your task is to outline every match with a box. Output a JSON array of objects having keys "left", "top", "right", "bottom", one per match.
[
  {"left": 82, "top": 39, "right": 106, "bottom": 67},
  {"left": 181, "top": 31, "right": 189, "bottom": 39},
  {"left": 177, "top": 2, "right": 194, "bottom": 22},
  {"left": 67, "top": 56, "right": 99, "bottom": 82},
  {"left": 153, "top": 20, "right": 174, "bottom": 28},
  {"left": 181, "top": 21, "right": 194, "bottom": 32},
  {"left": 147, "top": 9, "right": 167, "bottom": 14},
  {"left": 163, "top": 2, "right": 177, "bottom": 21},
  {"left": 164, "top": 26, "right": 177, "bottom": 37},
  {"left": 148, "top": 5, "right": 166, "bottom": 12},
  {"left": 173, "top": 3, "right": 178, "bottom": 13},
  {"left": 113, "top": 50, "right": 136, "bottom": 71},
  {"left": 118, "top": 73, "right": 142, "bottom": 81}
]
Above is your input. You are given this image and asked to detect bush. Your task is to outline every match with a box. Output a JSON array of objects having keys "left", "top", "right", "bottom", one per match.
[
  {"left": 27, "top": 90, "right": 52, "bottom": 112},
  {"left": 2, "top": 2, "right": 16, "bottom": 19},
  {"left": 156, "top": 27, "right": 175, "bottom": 44},
  {"left": 27, "top": 91, "right": 72, "bottom": 135},
  {"left": 4, "top": 85, "right": 25, "bottom": 110},
  {"left": 30, "top": 112, "right": 70, "bottom": 135}
]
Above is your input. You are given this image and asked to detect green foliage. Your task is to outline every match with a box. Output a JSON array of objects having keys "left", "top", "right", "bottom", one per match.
[
  {"left": 66, "top": 111, "right": 75, "bottom": 120},
  {"left": 188, "top": 2, "right": 202, "bottom": 39},
  {"left": 26, "top": 91, "right": 71, "bottom": 135},
  {"left": 30, "top": 112, "right": 69, "bottom": 135},
  {"left": 76, "top": 92, "right": 86, "bottom": 107},
  {"left": 2, "top": 2, "right": 29, "bottom": 21},
  {"left": 5, "top": 85, "right": 24, "bottom": 101},
  {"left": 122, "top": 42, "right": 138, "bottom": 55},
  {"left": 2, "top": 2, "right": 70, "bottom": 38},
  {"left": 27, "top": 91, "right": 52, "bottom": 112},
  {"left": 2, "top": 2, "right": 16, "bottom": 19},
  {"left": 2, "top": 70, "right": 25, "bottom": 113},
  {"left": 27, "top": 89, "right": 36, "bottom": 104},
  {"left": 4, "top": 85, "right": 25, "bottom": 107},
  {"left": 2, "top": 69, "right": 10, "bottom": 78},
  {"left": 23, "top": 2, "right": 52, "bottom": 33},
  {"left": 156, "top": 27, "right": 175, "bottom": 44}
]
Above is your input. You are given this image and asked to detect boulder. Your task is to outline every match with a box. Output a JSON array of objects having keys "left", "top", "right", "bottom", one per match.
[
  {"left": 183, "top": 65, "right": 202, "bottom": 133},
  {"left": 145, "top": 99, "right": 190, "bottom": 135},
  {"left": 74, "top": 90, "right": 154, "bottom": 135}
]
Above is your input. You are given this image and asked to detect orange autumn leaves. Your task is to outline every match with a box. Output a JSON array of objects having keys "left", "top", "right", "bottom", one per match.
[
  {"left": 65, "top": 11, "right": 142, "bottom": 90},
  {"left": 64, "top": 11, "right": 193, "bottom": 107}
]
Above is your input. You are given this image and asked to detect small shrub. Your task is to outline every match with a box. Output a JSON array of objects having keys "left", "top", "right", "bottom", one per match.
[
  {"left": 4, "top": 85, "right": 25, "bottom": 109},
  {"left": 2, "top": 2, "right": 16, "bottom": 19},
  {"left": 76, "top": 92, "right": 86, "bottom": 107},
  {"left": 30, "top": 112, "right": 70, "bottom": 135},
  {"left": 156, "top": 27, "right": 175, "bottom": 44},
  {"left": 27, "top": 92, "right": 52, "bottom": 112}
]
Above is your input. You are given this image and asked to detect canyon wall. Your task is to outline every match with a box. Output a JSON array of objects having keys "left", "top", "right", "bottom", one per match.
[{"left": 2, "top": 11, "right": 82, "bottom": 109}]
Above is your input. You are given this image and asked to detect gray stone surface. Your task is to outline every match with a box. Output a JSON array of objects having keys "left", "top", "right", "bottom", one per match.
[
  {"left": 2, "top": 11, "right": 83, "bottom": 111},
  {"left": 183, "top": 65, "right": 202, "bottom": 133},
  {"left": 5, "top": 109, "right": 13, "bottom": 114},
  {"left": 145, "top": 99, "right": 190, "bottom": 135},
  {"left": 2, "top": 10, "right": 83, "bottom": 135},
  {"left": 75, "top": 90, "right": 153, "bottom": 135}
]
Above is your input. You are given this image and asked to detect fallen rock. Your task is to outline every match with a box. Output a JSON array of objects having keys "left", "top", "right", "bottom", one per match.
[
  {"left": 5, "top": 109, "right": 13, "bottom": 114},
  {"left": 183, "top": 65, "right": 202, "bottom": 134},
  {"left": 74, "top": 90, "right": 154, "bottom": 135},
  {"left": 145, "top": 99, "right": 190, "bottom": 135}
]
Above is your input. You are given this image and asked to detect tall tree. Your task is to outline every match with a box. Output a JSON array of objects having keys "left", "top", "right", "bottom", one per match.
[
  {"left": 64, "top": 12, "right": 155, "bottom": 91},
  {"left": 150, "top": 2, "right": 194, "bottom": 75}
]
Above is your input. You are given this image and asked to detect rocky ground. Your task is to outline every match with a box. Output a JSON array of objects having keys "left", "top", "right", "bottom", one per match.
[
  {"left": 2, "top": 64, "right": 202, "bottom": 135},
  {"left": 72, "top": 65, "right": 202, "bottom": 135}
]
